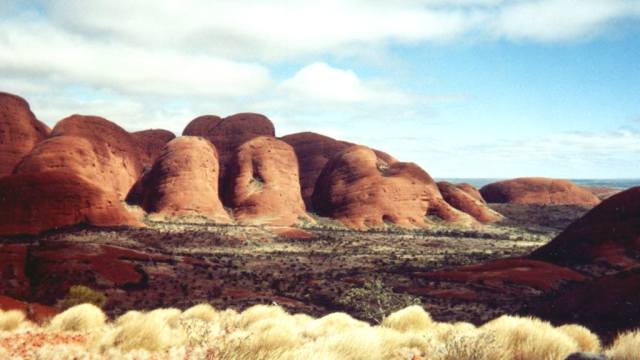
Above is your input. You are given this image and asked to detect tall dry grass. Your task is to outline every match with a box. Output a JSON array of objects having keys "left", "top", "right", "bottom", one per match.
[{"left": 0, "top": 303, "right": 628, "bottom": 360}]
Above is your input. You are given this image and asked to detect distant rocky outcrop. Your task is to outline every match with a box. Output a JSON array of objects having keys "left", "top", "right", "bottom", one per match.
[
  {"left": 456, "top": 183, "right": 486, "bottom": 203},
  {"left": 0, "top": 92, "right": 49, "bottom": 177},
  {"left": 131, "top": 129, "right": 176, "bottom": 168},
  {"left": 41, "top": 115, "right": 143, "bottom": 199},
  {"left": 182, "top": 113, "right": 275, "bottom": 194},
  {"left": 281, "top": 132, "right": 395, "bottom": 210},
  {"left": 437, "top": 181, "right": 503, "bottom": 223},
  {"left": 530, "top": 187, "right": 640, "bottom": 268},
  {"left": 312, "top": 145, "right": 469, "bottom": 229},
  {"left": 227, "top": 136, "right": 307, "bottom": 226},
  {"left": 0, "top": 171, "right": 142, "bottom": 236},
  {"left": 126, "top": 136, "right": 231, "bottom": 223},
  {"left": 480, "top": 177, "right": 600, "bottom": 206}
]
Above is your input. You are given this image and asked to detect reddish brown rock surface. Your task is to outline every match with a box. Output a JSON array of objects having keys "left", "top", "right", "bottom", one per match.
[
  {"left": 34, "top": 115, "right": 144, "bottom": 199},
  {"left": 131, "top": 129, "right": 176, "bottom": 168},
  {"left": 0, "top": 171, "right": 142, "bottom": 236},
  {"left": 0, "top": 244, "right": 30, "bottom": 299},
  {"left": 437, "top": 181, "right": 503, "bottom": 223},
  {"left": 281, "top": 132, "right": 395, "bottom": 209},
  {"left": 127, "top": 136, "right": 231, "bottom": 223},
  {"left": 415, "top": 258, "right": 586, "bottom": 292},
  {"left": 182, "top": 113, "right": 275, "bottom": 191},
  {"left": 480, "top": 177, "right": 600, "bottom": 206},
  {"left": 456, "top": 183, "right": 486, "bottom": 203},
  {"left": 311, "top": 145, "right": 468, "bottom": 229},
  {"left": 0, "top": 92, "right": 49, "bottom": 177},
  {"left": 530, "top": 187, "right": 640, "bottom": 268},
  {"left": 0, "top": 296, "right": 58, "bottom": 324},
  {"left": 228, "top": 136, "right": 307, "bottom": 226}
]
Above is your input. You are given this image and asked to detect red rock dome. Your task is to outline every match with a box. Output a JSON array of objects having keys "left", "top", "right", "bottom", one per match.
[
  {"left": 0, "top": 92, "right": 49, "bottom": 177},
  {"left": 530, "top": 186, "right": 640, "bottom": 268},
  {"left": 43, "top": 115, "right": 143, "bottom": 199},
  {"left": 437, "top": 181, "right": 503, "bottom": 223},
  {"left": 227, "top": 136, "right": 307, "bottom": 226},
  {"left": 311, "top": 145, "right": 469, "bottom": 229},
  {"left": 127, "top": 136, "right": 231, "bottom": 223},
  {"left": 131, "top": 129, "right": 176, "bottom": 168},
  {"left": 281, "top": 131, "right": 396, "bottom": 210},
  {"left": 456, "top": 183, "right": 486, "bottom": 203},
  {"left": 480, "top": 177, "right": 600, "bottom": 206},
  {"left": 0, "top": 171, "right": 142, "bottom": 236}
]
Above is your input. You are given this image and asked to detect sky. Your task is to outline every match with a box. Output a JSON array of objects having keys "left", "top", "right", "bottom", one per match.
[{"left": 1, "top": 0, "right": 639, "bottom": 179}]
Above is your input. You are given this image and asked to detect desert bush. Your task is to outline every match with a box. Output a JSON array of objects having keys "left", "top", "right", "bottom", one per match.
[
  {"left": 481, "top": 315, "right": 579, "bottom": 360},
  {"left": 606, "top": 329, "right": 640, "bottom": 360},
  {"left": 557, "top": 324, "right": 601, "bottom": 353},
  {"left": 336, "top": 280, "right": 422, "bottom": 323},
  {"left": 181, "top": 303, "right": 218, "bottom": 322},
  {"left": 0, "top": 309, "right": 26, "bottom": 331},
  {"left": 48, "top": 303, "right": 106, "bottom": 332},
  {"left": 381, "top": 305, "right": 434, "bottom": 333},
  {"left": 58, "top": 285, "right": 107, "bottom": 309}
]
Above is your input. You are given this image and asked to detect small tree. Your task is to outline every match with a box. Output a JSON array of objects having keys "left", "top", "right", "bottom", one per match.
[
  {"left": 336, "top": 279, "right": 421, "bottom": 324},
  {"left": 59, "top": 285, "right": 107, "bottom": 309}
]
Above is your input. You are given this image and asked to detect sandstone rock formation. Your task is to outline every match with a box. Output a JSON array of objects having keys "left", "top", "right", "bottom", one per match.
[
  {"left": 0, "top": 92, "right": 49, "bottom": 177},
  {"left": 311, "top": 145, "right": 470, "bottom": 229},
  {"left": 43, "top": 115, "right": 142, "bottom": 199},
  {"left": 437, "top": 181, "right": 503, "bottom": 223},
  {"left": 281, "top": 132, "right": 395, "bottom": 209},
  {"left": 0, "top": 171, "right": 142, "bottom": 236},
  {"left": 182, "top": 113, "right": 275, "bottom": 191},
  {"left": 131, "top": 129, "right": 176, "bottom": 168},
  {"left": 126, "top": 136, "right": 231, "bottom": 223},
  {"left": 530, "top": 187, "right": 640, "bottom": 267},
  {"left": 480, "top": 177, "right": 600, "bottom": 206},
  {"left": 227, "top": 136, "right": 306, "bottom": 226},
  {"left": 456, "top": 183, "right": 486, "bottom": 203}
]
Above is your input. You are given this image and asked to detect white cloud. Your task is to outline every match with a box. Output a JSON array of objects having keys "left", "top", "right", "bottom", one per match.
[
  {"left": 492, "top": 0, "right": 640, "bottom": 41},
  {"left": 0, "top": 19, "right": 272, "bottom": 98},
  {"left": 279, "top": 62, "right": 410, "bottom": 104}
]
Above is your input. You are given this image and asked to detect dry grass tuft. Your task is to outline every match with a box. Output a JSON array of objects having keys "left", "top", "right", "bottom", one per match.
[
  {"left": 481, "top": 315, "right": 579, "bottom": 360},
  {"left": 48, "top": 303, "right": 106, "bottom": 332},
  {"left": 381, "top": 305, "right": 434, "bottom": 333},
  {"left": 0, "top": 309, "right": 27, "bottom": 331},
  {"left": 557, "top": 324, "right": 601, "bottom": 353},
  {"left": 107, "top": 312, "right": 186, "bottom": 352},
  {"left": 236, "top": 304, "right": 288, "bottom": 329},
  {"left": 606, "top": 329, "right": 640, "bottom": 360},
  {"left": 181, "top": 304, "right": 218, "bottom": 323}
]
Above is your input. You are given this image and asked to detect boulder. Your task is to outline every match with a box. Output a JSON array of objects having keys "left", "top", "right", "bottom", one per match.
[
  {"left": 126, "top": 136, "right": 231, "bottom": 223},
  {"left": 437, "top": 181, "right": 503, "bottom": 223},
  {"left": 131, "top": 129, "right": 176, "bottom": 168},
  {"left": 227, "top": 136, "right": 306, "bottom": 226},
  {"left": 281, "top": 132, "right": 395, "bottom": 209},
  {"left": 311, "top": 145, "right": 469, "bottom": 229},
  {"left": 0, "top": 92, "right": 49, "bottom": 177},
  {"left": 530, "top": 187, "right": 640, "bottom": 268},
  {"left": 0, "top": 171, "right": 142, "bottom": 236},
  {"left": 40, "top": 115, "right": 144, "bottom": 199},
  {"left": 182, "top": 113, "right": 275, "bottom": 194},
  {"left": 480, "top": 177, "right": 600, "bottom": 206}
]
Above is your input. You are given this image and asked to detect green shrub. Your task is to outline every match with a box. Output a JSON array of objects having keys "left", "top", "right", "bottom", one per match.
[
  {"left": 59, "top": 285, "right": 107, "bottom": 309},
  {"left": 336, "top": 280, "right": 422, "bottom": 324}
]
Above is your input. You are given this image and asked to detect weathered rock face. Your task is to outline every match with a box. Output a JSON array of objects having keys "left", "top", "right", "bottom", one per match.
[
  {"left": 456, "top": 183, "right": 486, "bottom": 203},
  {"left": 127, "top": 136, "right": 231, "bottom": 223},
  {"left": 227, "top": 136, "right": 306, "bottom": 226},
  {"left": 530, "top": 187, "right": 640, "bottom": 268},
  {"left": 131, "top": 129, "right": 176, "bottom": 168},
  {"left": 0, "top": 171, "right": 142, "bottom": 236},
  {"left": 480, "top": 177, "right": 600, "bottom": 206},
  {"left": 281, "top": 132, "right": 396, "bottom": 210},
  {"left": 0, "top": 92, "right": 49, "bottom": 177},
  {"left": 43, "top": 115, "right": 143, "bottom": 199},
  {"left": 182, "top": 113, "right": 276, "bottom": 192},
  {"left": 311, "top": 145, "right": 467, "bottom": 229},
  {"left": 437, "top": 181, "right": 503, "bottom": 223}
]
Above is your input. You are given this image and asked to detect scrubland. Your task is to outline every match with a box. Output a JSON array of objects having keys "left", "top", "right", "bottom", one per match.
[{"left": 1, "top": 303, "right": 637, "bottom": 360}]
